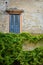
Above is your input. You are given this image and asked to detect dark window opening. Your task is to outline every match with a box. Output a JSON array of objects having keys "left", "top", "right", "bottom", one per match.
[{"left": 11, "top": 60, "right": 21, "bottom": 65}]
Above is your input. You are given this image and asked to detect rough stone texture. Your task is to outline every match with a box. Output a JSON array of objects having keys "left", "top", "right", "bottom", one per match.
[
  {"left": 23, "top": 43, "right": 43, "bottom": 51},
  {"left": 0, "top": 0, "right": 43, "bottom": 33}
]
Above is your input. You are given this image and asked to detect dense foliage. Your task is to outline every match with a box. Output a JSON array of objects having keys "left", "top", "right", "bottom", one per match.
[
  {"left": 0, "top": 32, "right": 43, "bottom": 65},
  {"left": 17, "top": 47, "right": 43, "bottom": 65}
]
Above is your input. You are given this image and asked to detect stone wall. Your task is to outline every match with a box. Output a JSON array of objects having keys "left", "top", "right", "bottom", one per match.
[
  {"left": 23, "top": 42, "right": 43, "bottom": 51},
  {"left": 0, "top": 0, "right": 43, "bottom": 33}
]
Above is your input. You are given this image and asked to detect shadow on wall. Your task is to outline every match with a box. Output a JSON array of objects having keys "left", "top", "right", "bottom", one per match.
[{"left": 11, "top": 60, "right": 21, "bottom": 65}]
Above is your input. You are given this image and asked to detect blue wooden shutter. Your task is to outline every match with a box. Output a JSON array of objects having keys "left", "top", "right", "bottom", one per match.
[
  {"left": 9, "top": 15, "right": 14, "bottom": 32},
  {"left": 9, "top": 15, "right": 20, "bottom": 33},
  {"left": 14, "top": 15, "right": 20, "bottom": 33}
]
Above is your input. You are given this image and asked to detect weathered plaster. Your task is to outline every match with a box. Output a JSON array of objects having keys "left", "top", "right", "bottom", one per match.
[{"left": 0, "top": 0, "right": 43, "bottom": 33}]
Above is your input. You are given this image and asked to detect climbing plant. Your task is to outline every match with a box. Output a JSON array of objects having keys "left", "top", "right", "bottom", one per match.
[{"left": 0, "top": 32, "right": 43, "bottom": 65}]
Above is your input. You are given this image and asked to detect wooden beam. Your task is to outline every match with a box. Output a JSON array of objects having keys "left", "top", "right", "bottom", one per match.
[{"left": 6, "top": 10, "right": 24, "bottom": 14}]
